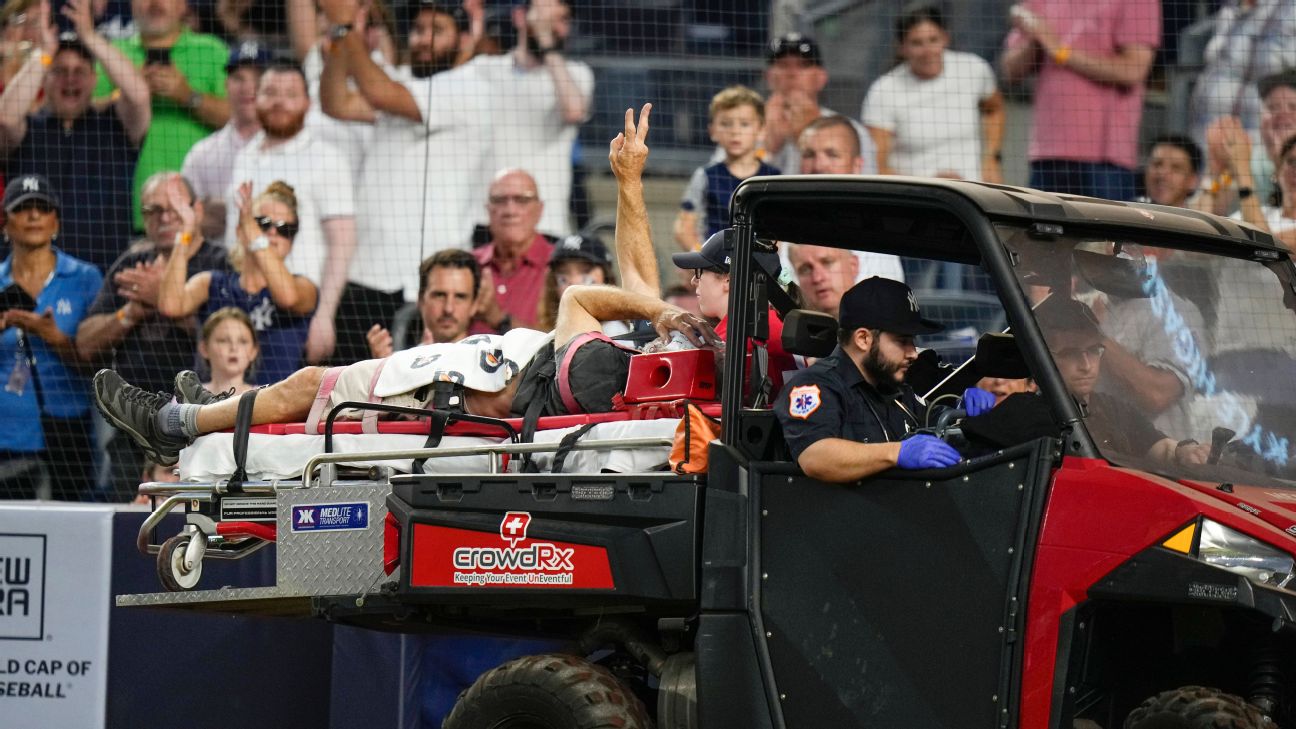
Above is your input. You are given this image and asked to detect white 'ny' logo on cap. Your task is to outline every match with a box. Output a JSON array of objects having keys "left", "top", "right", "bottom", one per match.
[
  {"left": 907, "top": 290, "right": 919, "bottom": 313},
  {"left": 21, "top": 177, "right": 39, "bottom": 191},
  {"left": 561, "top": 235, "right": 582, "bottom": 250}
]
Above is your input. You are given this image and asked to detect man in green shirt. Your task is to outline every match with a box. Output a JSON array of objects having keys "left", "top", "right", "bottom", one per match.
[{"left": 95, "top": 0, "right": 230, "bottom": 230}]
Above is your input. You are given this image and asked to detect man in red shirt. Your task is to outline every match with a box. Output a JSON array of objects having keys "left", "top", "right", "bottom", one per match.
[
  {"left": 472, "top": 168, "right": 553, "bottom": 333},
  {"left": 672, "top": 230, "right": 800, "bottom": 396}
]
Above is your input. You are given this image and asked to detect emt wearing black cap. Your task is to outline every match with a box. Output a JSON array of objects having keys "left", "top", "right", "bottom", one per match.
[
  {"left": 0, "top": 4, "right": 151, "bottom": 272},
  {"left": 775, "top": 276, "right": 963, "bottom": 482},
  {"left": 0, "top": 174, "right": 103, "bottom": 499}
]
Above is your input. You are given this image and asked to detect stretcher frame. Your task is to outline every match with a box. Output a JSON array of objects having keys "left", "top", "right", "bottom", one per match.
[{"left": 127, "top": 399, "right": 687, "bottom": 598}]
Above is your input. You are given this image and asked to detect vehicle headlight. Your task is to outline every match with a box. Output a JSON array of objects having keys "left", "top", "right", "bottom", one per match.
[{"left": 1197, "top": 519, "right": 1296, "bottom": 589}]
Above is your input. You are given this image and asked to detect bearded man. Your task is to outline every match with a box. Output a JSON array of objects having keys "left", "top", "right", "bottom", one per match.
[
  {"left": 226, "top": 63, "right": 357, "bottom": 364},
  {"left": 775, "top": 276, "right": 966, "bottom": 483},
  {"left": 319, "top": 0, "right": 493, "bottom": 363}
]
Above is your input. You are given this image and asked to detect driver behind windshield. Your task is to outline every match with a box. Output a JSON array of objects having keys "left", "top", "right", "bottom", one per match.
[{"left": 1035, "top": 296, "right": 1210, "bottom": 467}]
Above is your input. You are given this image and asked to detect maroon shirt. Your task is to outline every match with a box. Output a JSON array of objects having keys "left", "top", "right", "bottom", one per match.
[{"left": 472, "top": 234, "right": 554, "bottom": 333}]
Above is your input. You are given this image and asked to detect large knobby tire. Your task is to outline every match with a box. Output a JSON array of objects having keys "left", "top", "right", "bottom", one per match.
[
  {"left": 443, "top": 653, "right": 653, "bottom": 729},
  {"left": 1124, "top": 686, "right": 1275, "bottom": 729}
]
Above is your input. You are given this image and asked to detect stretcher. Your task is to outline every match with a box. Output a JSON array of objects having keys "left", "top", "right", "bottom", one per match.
[
  {"left": 128, "top": 347, "right": 723, "bottom": 595},
  {"left": 133, "top": 405, "right": 717, "bottom": 593}
]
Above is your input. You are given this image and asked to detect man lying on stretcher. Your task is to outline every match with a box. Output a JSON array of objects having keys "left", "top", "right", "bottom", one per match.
[{"left": 93, "top": 105, "right": 723, "bottom": 468}]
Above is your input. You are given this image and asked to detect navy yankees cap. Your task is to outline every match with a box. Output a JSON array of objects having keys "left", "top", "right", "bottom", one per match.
[
  {"left": 550, "top": 233, "right": 611, "bottom": 268},
  {"left": 226, "top": 40, "right": 272, "bottom": 71},
  {"left": 838, "top": 276, "right": 943, "bottom": 336},
  {"left": 671, "top": 229, "right": 781, "bottom": 276},
  {"left": 672, "top": 230, "right": 731, "bottom": 271},
  {"left": 56, "top": 31, "right": 93, "bottom": 62},
  {"left": 3, "top": 174, "right": 60, "bottom": 214},
  {"left": 769, "top": 33, "right": 822, "bottom": 66}
]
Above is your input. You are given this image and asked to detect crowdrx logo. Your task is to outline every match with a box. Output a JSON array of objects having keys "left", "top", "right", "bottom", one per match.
[
  {"left": 500, "top": 511, "right": 531, "bottom": 547},
  {"left": 452, "top": 512, "right": 575, "bottom": 571}
]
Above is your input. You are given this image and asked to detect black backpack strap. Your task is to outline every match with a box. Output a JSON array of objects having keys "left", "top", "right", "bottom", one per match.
[
  {"left": 227, "top": 389, "right": 259, "bottom": 493},
  {"left": 550, "top": 422, "right": 597, "bottom": 474},
  {"left": 410, "top": 409, "right": 452, "bottom": 473}
]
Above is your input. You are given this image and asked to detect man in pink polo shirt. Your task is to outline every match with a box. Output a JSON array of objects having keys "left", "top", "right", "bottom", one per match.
[
  {"left": 472, "top": 168, "right": 554, "bottom": 333},
  {"left": 1000, "top": 2, "right": 1160, "bottom": 201}
]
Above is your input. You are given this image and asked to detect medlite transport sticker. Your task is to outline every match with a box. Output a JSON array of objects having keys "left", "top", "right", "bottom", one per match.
[
  {"left": 291, "top": 502, "right": 369, "bottom": 533},
  {"left": 409, "top": 511, "right": 614, "bottom": 590}
]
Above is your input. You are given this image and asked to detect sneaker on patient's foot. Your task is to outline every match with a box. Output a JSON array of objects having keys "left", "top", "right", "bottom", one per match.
[
  {"left": 93, "top": 369, "right": 191, "bottom": 467},
  {"left": 173, "top": 370, "right": 233, "bottom": 406}
]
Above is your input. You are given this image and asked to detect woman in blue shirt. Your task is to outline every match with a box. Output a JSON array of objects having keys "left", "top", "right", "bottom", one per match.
[
  {"left": 0, "top": 175, "right": 103, "bottom": 500},
  {"left": 158, "top": 180, "right": 317, "bottom": 385}
]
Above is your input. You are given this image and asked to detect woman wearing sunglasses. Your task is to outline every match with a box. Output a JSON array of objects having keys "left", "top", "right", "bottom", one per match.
[
  {"left": 0, "top": 174, "right": 103, "bottom": 500},
  {"left": 158, "top": 179, "right": 318, "bottom": 385}
]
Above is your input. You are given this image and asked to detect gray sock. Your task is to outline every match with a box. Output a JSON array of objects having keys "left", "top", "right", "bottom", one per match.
[{"left": 156, "top": 402, "right": 202, "bottom": 439}]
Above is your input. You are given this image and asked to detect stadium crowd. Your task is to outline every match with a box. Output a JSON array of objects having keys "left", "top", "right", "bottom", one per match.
[{"left": 0, "top": 0, "right": 1294, "bottom": 501}]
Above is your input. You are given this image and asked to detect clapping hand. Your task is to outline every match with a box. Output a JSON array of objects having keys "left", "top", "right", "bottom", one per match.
[
  {"left": 60, "top": 0, "right": 96, "bottom": 40},
  {"left": 3, "top": 307, "right": 60, "bottom": 342},
  {"left": 166, "top": 180, "right": 200, "bottom": 257},
  {"left": 474, "top": 268, "right": 508, "bottom": 330},
  {"left": 115, "top": 257, "right": 164, "bottom": 306},
  {"left": 1205, "top": 116, "right": 1251, "bottom": 177},
  {"left": 233, "top": 180, "right": 264, "bottom": 250}
]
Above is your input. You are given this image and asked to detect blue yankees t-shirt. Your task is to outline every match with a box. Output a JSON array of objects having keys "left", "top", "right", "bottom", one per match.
[{"left": 203, "top": 270, "right": 312, "bottom": 385}]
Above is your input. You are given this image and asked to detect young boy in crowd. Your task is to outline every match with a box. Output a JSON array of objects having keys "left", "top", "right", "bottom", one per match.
[{"left": 674, "top": 86, "right": 780, "bottom": 251}]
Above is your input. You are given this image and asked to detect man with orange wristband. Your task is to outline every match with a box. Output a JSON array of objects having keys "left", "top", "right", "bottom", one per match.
[{"left": 999, "top": 2, "right": 1160, "bottom": 201}]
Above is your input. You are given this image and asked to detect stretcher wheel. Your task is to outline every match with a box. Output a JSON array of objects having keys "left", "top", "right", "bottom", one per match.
[{"left": 158, "top": 533, "right": 203, "bottom": 591}]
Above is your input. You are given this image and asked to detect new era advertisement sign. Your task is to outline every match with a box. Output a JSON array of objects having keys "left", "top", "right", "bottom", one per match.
[
  {"left": 0, "top": 534, "right": 45, "bottom": 640},
  {"left": 0, "top": 506, "right": 112, "bottom": 729}
]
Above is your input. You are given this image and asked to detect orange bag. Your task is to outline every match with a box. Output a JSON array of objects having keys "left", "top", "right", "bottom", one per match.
[{"left": 669, "top": 402, "right": 721, "bottom": 474}]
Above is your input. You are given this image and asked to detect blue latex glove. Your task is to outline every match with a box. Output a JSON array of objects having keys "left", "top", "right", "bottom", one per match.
[
  {"left": 896, "top": 434, "right": 961, "bottom": 470},
  {"left": 961, "top": 387, "right": 996, "bottom": 417}
]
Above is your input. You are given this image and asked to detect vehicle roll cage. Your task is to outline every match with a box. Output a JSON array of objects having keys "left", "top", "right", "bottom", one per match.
[{"left": 720, "top": 175, "right": 1291, "bottom": 461}]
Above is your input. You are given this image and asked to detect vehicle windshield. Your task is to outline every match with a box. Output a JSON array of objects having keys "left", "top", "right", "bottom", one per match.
[{"left": 1002, "top": 227, "right": 1296, "bottom": 488}]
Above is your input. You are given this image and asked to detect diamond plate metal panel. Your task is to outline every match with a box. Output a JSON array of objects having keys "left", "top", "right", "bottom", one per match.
[
  {"left": 116, "top": 586, "right": 311, "bottom": 616},
  {"left": 276, "top": 485, "right": 391, "bottom": 594}
]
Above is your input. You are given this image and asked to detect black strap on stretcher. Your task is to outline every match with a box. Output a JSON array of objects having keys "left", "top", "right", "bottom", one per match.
[
  {"left": 549, "top": 422, "right": 597, "bottom": 474},
  {"left": 319, "top": 401, "right": 517, "bottom": 475},
  {"left": 227, "top": 389, "right": 259, "bottom": 493}
]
